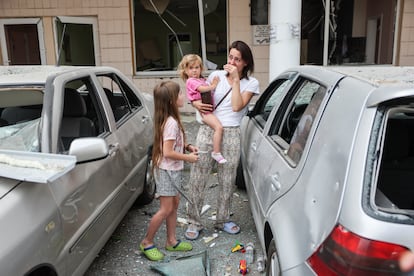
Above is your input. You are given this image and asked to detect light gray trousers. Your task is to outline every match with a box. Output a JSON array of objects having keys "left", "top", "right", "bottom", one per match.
[{"left": 187, "top": 125, "right": 240, "bottom": 229}]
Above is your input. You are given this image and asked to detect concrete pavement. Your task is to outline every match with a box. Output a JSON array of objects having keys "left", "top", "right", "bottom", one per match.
[{"left": 85, "top": 114, "right": 265, "bottom": 275}]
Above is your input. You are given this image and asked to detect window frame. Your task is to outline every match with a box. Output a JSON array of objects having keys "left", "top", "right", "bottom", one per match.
[{"left": 53, "top": 16, "right": 100, "bottom": 66}]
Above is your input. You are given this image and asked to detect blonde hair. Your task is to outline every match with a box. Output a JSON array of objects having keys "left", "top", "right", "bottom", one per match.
[
  {"left": 177, "top": 54, "right": 204, "bottom": 81},
  {"left": 152, "top": 81, "right": 186, "bottom": 170}
]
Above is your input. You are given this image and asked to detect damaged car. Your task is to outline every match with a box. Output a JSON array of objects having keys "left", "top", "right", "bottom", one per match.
[
  {"left": 0, "top": 66, "right": 155, "bottom": 276},
  {"left": 238, "top": 66, "right": 414, "bottom": 275}
]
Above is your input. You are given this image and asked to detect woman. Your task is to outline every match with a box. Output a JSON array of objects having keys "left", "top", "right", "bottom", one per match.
[{"left": 185, "top": 41, "right": 260, "bottom": 240}]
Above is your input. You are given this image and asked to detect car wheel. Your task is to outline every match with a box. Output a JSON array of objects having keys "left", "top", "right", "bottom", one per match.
[
  {"left": 136, "top": 148, "right": 156, "bottom": 206},
  {"left": 235, "top": 159, "right": 246, "bottom": 190},
  {"left": 266, "top": 239, "right": 281, "bottom": 276}
]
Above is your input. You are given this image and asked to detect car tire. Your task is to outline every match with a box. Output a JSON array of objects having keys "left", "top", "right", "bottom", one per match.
[
  {"left": 266, "top": 239, "right": 281, "bottom": 276},
  {"left": 235, "top": 159, "right": 246, "bottom": 190},
  {"left": 136, "top": 147, "right": 156, "bottom": 206}
]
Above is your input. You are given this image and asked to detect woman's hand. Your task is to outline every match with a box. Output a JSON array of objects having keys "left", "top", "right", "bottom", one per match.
[
  {"left": 223, "top": 64, "right": 239, "bottom": 81},
  {"left": 192, "top": 100, "right": 213, "bottom": 113}
]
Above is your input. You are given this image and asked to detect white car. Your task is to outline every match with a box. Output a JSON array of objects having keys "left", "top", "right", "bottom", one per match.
[
  {"left": 238, "top": 65, "right": 414, "bottom": 275},
  {"left": 0, "top": 66, "right": 155, "bottom": 276}
]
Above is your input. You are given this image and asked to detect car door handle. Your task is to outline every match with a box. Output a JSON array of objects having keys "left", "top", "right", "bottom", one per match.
[
  {"left": 142, "top": 115, "right": 150, "bottom": 124},
  {"left": 270, "top": 174, "right": 281, "bottom": 192},
  {"left": 109, "top": 143, "right": 120, "bottom": 156},
  {"left": 251, "top": 142, "right": 257, "bottom": 152}
]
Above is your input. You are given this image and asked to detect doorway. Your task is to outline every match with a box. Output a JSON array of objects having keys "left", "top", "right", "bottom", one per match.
[
  {"left": 5, "top": 24, "right": 40, "bottom": 65},
  {"left": 366, "top": 16, "right": 381, "bottom": 64}
]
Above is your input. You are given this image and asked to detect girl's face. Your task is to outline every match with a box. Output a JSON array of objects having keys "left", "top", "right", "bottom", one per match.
[
  {"left": 176, "top": 89, "right": 185, "bottom": 108},
  {"left": 227, "top": 48, "right": 246, "bottom": 75},
  {"left": 185, "top": 62, "right": 202, "bottom": 78}
]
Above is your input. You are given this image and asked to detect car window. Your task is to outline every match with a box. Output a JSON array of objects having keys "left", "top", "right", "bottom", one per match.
[
  {"left": 0, "top": 88, "right": 44, "bottom": 152},
  {"left": 269, "top": 78, "right": 326, "bottom": 164},
  {"left": 60, "top": 78, "right": 106, "bottom": 152},
  {"left": 96, "top": 74, "right": 143, "bottom": 124},
  {"left": 372, "top": 106, "right": 414, "bottom": 214},
  {"left": 0, "top": 119, "right": 40, "bottom": 151},
  {"left": 251, "top": 78, "right": 291, "bottom": 129}
]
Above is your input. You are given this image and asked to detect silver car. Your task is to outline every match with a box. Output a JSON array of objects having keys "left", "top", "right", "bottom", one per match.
[
  {"left": 238, "top": 66, "right": 414, "bottom": 275},
  {"left": 0, "top": 66, "right": 155, "bottom": 276}
]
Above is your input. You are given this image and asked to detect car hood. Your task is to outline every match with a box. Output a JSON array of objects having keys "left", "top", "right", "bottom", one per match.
[{"left": 0, "top": 150, "right": 76, "bottom": 187}]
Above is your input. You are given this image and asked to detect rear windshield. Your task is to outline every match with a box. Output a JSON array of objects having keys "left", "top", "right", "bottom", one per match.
[{"left": 368, "top": 103, "right": 414, "bottom": 221}]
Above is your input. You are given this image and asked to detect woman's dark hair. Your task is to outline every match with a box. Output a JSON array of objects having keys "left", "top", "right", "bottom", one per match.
[{"left": 229, "top": 40, "right": 254, "bottom": 80}]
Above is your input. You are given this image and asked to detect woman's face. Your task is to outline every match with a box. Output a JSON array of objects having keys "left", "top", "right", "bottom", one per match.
[{"left": 227, "top": 48, "right": 246, "bottom": 74}]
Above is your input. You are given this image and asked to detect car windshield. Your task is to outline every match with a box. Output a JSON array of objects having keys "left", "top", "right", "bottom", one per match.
[
  {"left": 0, "top": 87, "right": 43, "bottom": 152},
  {"left": 0, "top": 119, "right": 40, "bottom": 152}
]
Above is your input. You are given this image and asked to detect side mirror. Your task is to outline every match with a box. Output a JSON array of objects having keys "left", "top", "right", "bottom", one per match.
[
  {"left": 247, "top": 103, "right": 255, "bottom": 117},
  {"left": 69, "top": 137, "right": 108, "bottom": 163}
]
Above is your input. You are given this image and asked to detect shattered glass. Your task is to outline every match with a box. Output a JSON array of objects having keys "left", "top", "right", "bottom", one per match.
[{"left": 0, "top": 119, "right": 40, "bottom": 152}]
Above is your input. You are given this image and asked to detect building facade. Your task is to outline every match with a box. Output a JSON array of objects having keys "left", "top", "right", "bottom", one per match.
[{"left": 0, "top": 0, "right": 413, "bottom": 112}]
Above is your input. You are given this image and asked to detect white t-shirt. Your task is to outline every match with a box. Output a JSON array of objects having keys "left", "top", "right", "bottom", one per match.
[{"left": 199, "top": 70, "right": 259, "bottom": 127}]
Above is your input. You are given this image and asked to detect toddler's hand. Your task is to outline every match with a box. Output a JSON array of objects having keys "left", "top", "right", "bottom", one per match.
[{"left": 211, "top": 76, "right": 219, "bottom": 89}]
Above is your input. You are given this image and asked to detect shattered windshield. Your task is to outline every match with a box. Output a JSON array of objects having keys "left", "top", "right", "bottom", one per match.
[{"left": 0, "top": 119, "right": 40, "bottom": 152}]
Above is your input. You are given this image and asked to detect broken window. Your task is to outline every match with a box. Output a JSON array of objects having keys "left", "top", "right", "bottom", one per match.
[
  {"left": 371, "top": 104, "right": 414, "bottom": 217},
  {"left": 133, "top": 0, "right": 227, "bottom": 73},
  {"left": 0, "top": 88, "right": 43, "bottom": 152},
  {"left": 301, "top": 0, "right": 398, "bottom": 65},
  {"left": 54, "top": 16, "right": 99, "bottom": 66}
]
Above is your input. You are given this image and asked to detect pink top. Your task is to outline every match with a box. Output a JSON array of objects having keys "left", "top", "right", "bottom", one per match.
[
  {"left": 186, "top": 77, "right": 213, "bottom": 102},
  {"left": 158, "top": 116, "right": 184, "bottom": 171}
]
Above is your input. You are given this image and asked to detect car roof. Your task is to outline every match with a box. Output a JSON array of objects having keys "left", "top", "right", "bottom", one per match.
[
  {"left": 0, "top": 66, "right": 82, "bottom": 86},
  {"left": 287, "top": 65, "right": 414, "bottom": 88},
  {"left": 328, "top": 66, "right": 414, "bottom": 87},
  {"left": 285, "top": 66, "right": 414, "bottom": 107},
  {"left": 0, "top": 66, "right": 96, "bottom": 86}
]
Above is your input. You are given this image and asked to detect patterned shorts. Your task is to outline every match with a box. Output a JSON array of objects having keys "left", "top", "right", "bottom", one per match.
[{"left": 154, "top": 168, "right": 182, "bottom": 196}]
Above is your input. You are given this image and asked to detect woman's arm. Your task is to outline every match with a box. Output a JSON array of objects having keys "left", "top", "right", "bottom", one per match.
[
  {"left": 224, "top": 64, "right": 255, "bottom": 112},
  {"left": 233, "top": 90, "right": 254, "bottom": 112}
]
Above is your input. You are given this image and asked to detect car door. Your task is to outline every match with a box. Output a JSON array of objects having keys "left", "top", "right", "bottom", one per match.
[
  {"left": 93, "top": 72, "right": 153, "bottom": 197},
  {"left": 255, "top": 77, "right": 327, "bottom": 215},
  {"left": 241, "top": 74, "right": 295, "bottom": 229},
  {"left": 44, "top": 71, "right": 151, "bottom": 275}
]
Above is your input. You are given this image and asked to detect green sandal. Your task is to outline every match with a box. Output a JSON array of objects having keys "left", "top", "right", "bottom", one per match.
[
  {"left": 165, "top": 240, "right": 193, "bottom": 251},
  {"left": 140, "top": 244, "right": 164, "bottom": 261}
]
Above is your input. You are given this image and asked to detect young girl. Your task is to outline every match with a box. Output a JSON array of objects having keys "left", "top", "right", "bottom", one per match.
[
  {"left": 178, "top": 54, "right": 227, "bottom": 164},
  {"left": 140, "top": 81, "right": 198, "bottom": 261}
]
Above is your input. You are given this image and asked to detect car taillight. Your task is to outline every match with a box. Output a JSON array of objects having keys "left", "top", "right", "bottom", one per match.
[{"left": 307, "top": 224, "right": 407, "bottom": 276}]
